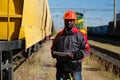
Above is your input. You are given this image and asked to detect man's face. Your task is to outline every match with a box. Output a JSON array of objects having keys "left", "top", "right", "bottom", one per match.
[{"left": 65, "top": 19, "right": 75, "bottom": 30}]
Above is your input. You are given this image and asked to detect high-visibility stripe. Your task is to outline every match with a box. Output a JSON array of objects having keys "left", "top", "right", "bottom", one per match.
[{"left": 69, "top": 73, "right": 73, "bottom": 80}]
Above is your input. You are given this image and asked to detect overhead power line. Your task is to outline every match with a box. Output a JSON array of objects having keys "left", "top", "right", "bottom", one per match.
[
  {"left": 50, "top": 8, "right": 120, "bottom": 12},
  {"left": 85, "top": 18, "right": 102, "bottom": 20}
]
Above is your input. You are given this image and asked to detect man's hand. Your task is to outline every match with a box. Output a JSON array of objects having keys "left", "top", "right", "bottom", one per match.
[{"left": 67, "top": 53, "right": 74, "bottom": 59}]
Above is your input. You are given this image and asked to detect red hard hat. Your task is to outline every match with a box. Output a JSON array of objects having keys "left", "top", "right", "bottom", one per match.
[{"left": 63, "top": 10, "right": 77, "bottom": 20}]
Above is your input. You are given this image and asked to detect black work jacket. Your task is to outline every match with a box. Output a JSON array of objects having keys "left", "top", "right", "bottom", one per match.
[{"left": 51, "top": 26, "right": 90, "bottom": 72}]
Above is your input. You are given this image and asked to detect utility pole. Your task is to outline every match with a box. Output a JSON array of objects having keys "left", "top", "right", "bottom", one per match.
[
  {"left": 83, "top": 10, "right": 87, "bottom": 25},
  {"left": 56, "top": 15, "right": 59, "bottom": 32},
  {"left": 114, "top": 0, "right": 116, "bottom": 33}
]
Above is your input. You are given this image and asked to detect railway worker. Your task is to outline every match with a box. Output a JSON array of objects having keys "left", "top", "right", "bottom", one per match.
[{"left": 51, "top": 10, "right": 90, "bottom": 80}]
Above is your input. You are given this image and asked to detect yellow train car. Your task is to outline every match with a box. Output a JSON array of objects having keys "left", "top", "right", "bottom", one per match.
[
  {"left": 0, "top": 0, "right": 52, "bottom": 49},
  {"left": 0, "top": 0, "right": 52, "bottom": 79}
]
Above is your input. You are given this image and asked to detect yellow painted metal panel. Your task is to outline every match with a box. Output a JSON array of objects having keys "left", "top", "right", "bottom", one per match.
[
  {"left": 0, "top": 0, "right": 52, "bottom": 49},
  {"left": 9, "top": 18, "right": 22, "bottom": 40},
  {"left": 0, "top": 0, "right": 8, "bottom": 14},
  {"left": 22, "top": 0, "right": 43, "bottom": 29},
  {"left": 18, "top": 27, "right": 25, "bottom": 39},
  {"left": 9, "top": 0, "right": 23, "bottom": 14},
  {"left": 45, "top": 0, "right": 52, "bottom": 36},
  {"left": 41, "top": 0, "right": 47, "bottom": 39},
  {"left": 24, "top": 26, "right": 43, "bottom": 49},
  {"left": 34, "top": 0, "right": 44, "bottom": 30},
  {"left": 42, "top": 30, "right": 45, "bottom": 39},
  {"left": 49, "top": 19, "right": 52, "bottom": 35},
  {"left": 0, "top": 0, "right": 8, "bottom": 40},
  {"left": 8, "top": 0, "right": 23, "bottom": 40},
  {"left": 22, "top": 0, "right": 47, "bottom": 48},
  {"left": 41, "top": 0, "right": 47, "bottom": 29},
  {"left": 0, "top": 0, "right": 23, "bottom": 40},
  {"left": 21, "top": 0, "right": 35, "bottom": 28},
  {"left": 0, "top": 18, "right": 8, "bottom": 40}
]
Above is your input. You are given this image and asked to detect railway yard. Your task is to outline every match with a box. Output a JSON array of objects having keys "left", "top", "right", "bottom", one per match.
[
  {"left": 1, "top": 34, "right": 120, "bottom": 80},
  {"left": 13, "top": 39, "right": 120, "bottom": 80},
  {"left": 0, "top": 0, "right": 120, "bottom": 80}
]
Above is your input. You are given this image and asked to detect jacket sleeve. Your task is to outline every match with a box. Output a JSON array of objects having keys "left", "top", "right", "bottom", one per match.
[
  {"left": 51, "top": 34, "right": 60, "bottom": 58},
  {"left": 73, "top": 49, "right": 84, "bottom": 60},
  {"left": 73, "top": 33, "right": 90, "bottom": 60},
  {"left": 82, "top": 33, "right": 90, "bottom": 57}
]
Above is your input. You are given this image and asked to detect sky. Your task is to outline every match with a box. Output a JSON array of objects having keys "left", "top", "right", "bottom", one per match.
[{"left": 48, "top": 0, "right": 120, "bottom": 31}]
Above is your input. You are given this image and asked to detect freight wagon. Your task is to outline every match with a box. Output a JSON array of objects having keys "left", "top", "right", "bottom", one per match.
[
  {"left": 88, "top": 20, "right": 120, "bottom": 40},
  {"left": 88, "top": 25, "right": 108, "bottom": 36},
  {"left": 108, "top": 20, "right": 120, "bottom": 36},
  {"left": 0, "top": 0, "right": 53, "bottom": 80}
]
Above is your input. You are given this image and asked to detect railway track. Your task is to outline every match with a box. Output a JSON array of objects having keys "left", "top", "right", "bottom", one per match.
[
  {"left": 89, "top": 42, "right": 120, "bottom": 77},
  {"left": 90, "top": 45, "right": 120, "bottom": 66},
  {"left": 89, "top": 37, "right": 120, "bottom": 46}
]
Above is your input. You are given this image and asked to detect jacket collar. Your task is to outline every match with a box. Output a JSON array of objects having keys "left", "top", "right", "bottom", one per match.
[{"left": 59, "top": 26, "right": 79, "bottom": 35}]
